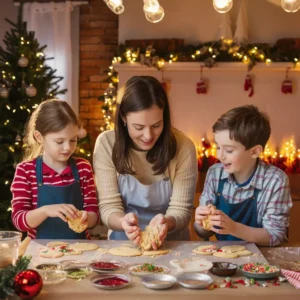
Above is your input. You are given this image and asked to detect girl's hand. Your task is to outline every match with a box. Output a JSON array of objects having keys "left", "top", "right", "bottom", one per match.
[
  {"left": 80, "top": 210, "right": 89, "bottom": 227},
  {"left": 209, "top": 210, "right": 237, "bottom": 235},
  {"left": 149, "top": 214, "right": 168, "bottom": 250},
  {"left": 44, "top": 204, "right": 79, "bottom": 222},
  {"left": 195, "top": 205, "right": 212, "bottom": 227},
  {"left": 121, "top": 212, "right": 141, "bottom": 245}
]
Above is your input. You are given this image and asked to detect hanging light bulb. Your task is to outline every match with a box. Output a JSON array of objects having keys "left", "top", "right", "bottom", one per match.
[
  {"left": 103, "top": 0, "right": 125, "bottom": 15},
  {"left": 143, "top": 0, "right": 160, "bottom": 13},
  {"left": 213, "top": 0, "right": 233, "bottom": 13},
  {"left": 281, "top": 0, "right": 300, "bottom": 13}
]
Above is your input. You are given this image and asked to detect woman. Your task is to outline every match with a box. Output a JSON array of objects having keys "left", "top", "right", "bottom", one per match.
[{"left": 93, "top": 76, "right": 197, "bottom": 247}]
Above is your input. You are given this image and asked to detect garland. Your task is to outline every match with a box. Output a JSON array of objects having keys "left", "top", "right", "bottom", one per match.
[
  {"left": 0, "top": 255, "right": 31, "bottom": 299},
  {"left": 97, "top": 39, "right": 300, "bottom": 173}
]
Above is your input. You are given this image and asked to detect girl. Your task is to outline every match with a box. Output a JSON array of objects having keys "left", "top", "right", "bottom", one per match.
[
  {"left": 11, "top": 99, "right": 99, "bottom": 239},
  {"left": 93, "top": 76, "right": 198, "bottom": 248}
]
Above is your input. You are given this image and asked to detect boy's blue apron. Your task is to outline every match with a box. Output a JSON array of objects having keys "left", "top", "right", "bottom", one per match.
[
  {"left": 36, "top": 156, "right": 86, "bottom": 239},
  {"left": 215, "top": 173, "right": 262, "bottom": 241},
  {"left": 109, "top": 174, "right": 190, "bottom": 240}
]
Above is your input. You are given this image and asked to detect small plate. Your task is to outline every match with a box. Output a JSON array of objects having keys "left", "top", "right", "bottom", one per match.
[
  {"left": 128, "top": 263, "right": 170, "bottom": 276},
  {"left": 177, "top": 273, "right": 213, "bottom": 289},
  {"left": 89, "top": 260, "right": 125, "bottom": 273},
  {"left": 59, "top": 259, "right": 80, "bottom": 268},
  {"left": 210, "top": 262, "right": 238, "bottom": 277},
  {"left": 39, "top": 270, "right": 67, "bottom": 285},
  {"left": 239, "top": 263, "right": 280, "bottom": 279},
  {"left": 35, "top": 263, "right": 62, "bottom": 271},
  {"left": 66, "top": 267, "right": 93, "bottom": 279},
  {"left": 141, "top": 274, "right": 177, "bottom": 290},
  {"left": 91, "top": 274, "right": 131, "bottom": 290}
]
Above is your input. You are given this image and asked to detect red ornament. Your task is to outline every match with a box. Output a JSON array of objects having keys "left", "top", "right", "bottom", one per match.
[
  {"left": 196, "top": 79, "right": 207, "bottom": 94},
  {"left": 161, "top": 81, "right": 167, "bottom": 91},
  {"left": 13, "top": 270, "right": 43, "bottom": 299},
  {"left": 244, "top": 74, "right": 254, "bottom": 97}
]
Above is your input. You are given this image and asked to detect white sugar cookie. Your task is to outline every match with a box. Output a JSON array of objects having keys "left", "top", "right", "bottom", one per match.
[
  {"left": 221, "top": 245, "right": 246, "bottom": 253},
  {"left": 69, "top": 242, "right": 98, "bottom": 252},
  {"left": 108, "top": 246, "right": 143, "bottom": 257},
  {"left": 235, "top": 249, "right": 252, "bottom": 257},
  {"left": 142, "top": 249, "right": 169, "bottom": 256},
  {"left": 39, "top": 248, "right": 64, "bottom": 258},
  {"left": 192, "top": 244, "right": 218, "bottom": 255}
]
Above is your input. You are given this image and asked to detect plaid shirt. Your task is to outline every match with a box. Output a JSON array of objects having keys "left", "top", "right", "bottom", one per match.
[{"left": 200, "top": 159, "right": 292, "bottom": 246}]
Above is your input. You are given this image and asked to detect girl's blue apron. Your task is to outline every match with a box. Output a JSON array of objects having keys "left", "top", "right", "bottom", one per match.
[
  {"left": 215, "top": 172, "right": 262, "bottom": 241},
  {"left": 35, "top": 157, "right": 85, "bottom": 239},
  {"left": 109, "top": 174, "right": 190, "bottom": 240}
]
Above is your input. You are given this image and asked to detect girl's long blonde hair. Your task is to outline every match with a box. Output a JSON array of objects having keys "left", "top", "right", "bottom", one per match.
[{"left": 23, "top": 99, "right": 80, "bottom": 161}]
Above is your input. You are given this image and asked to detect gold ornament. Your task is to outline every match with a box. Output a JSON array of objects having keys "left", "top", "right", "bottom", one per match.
[
  {"left": 18, "top": 56, "right": 29, "bottom": 67},
  {"left": 26, "top": 84, "right": 37, "bottom": 97},
  {"left": 0, "top": 86, "right": 9, "bottom": 98}
]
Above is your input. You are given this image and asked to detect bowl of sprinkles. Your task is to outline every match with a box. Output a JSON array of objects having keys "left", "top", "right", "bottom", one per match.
[
  {"left": 129, "top": 263, "right": 170, "bottom": 276},
  {"left": 89, "top": 260, "right": 126, "bottom": 273},
  {"left": 239, "top": 263, "right": 280, "bottom": 279},
  {"left": 91, "top": 274, "right": 131, "bottom": 290}
]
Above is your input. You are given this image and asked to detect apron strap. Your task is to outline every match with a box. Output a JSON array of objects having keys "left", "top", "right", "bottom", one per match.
[
  {"left": 36, "top": 156, "right": 43, "bottom": 186},
  {"left": 69, "top": 157, "right": 80, "bottom": 182}
]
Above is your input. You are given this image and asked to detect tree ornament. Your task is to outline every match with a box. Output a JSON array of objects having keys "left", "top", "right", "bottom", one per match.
[
  {"left": 13, "top": 269, "right": 43, "bottom": 299},
  {"left": 15, "top": 134, "right": 22, "bottom": 142},
  {"left": 78, "top": 126, "right": 87, "bottom": 139},
  {"left": 244, "top": 73, "right": 254, "bottom": 97},
  {"left": 196, "top": 66, "right": 207, "bottom": 94},
  {"left": 204, "top": 57, "right": 216, "bottom": 68},
  {"left": 18, "top": 56, "right": 29, "bottom": 67},
  {"left": 26, "top": 85, "right": 37, "bottom": 97},
  {"left": 282, "top": 67, "right": 292, "bottom": 94},
  {"left": 0, "top": 86, "right": 9, "bottom": 98}
]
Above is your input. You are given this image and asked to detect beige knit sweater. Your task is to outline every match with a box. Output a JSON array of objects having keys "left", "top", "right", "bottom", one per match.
[{"left": 93, "top": 129, "right": 198, "bottom": 232}]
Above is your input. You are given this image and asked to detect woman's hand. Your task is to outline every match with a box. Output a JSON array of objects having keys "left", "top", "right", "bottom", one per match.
[
  {"left": 80, "top": 210, "right": 89, "bottom": 227},
  {"left": 209, "top": 210, "right": 237, "bottom": 235},
  {"left": 195, "top": 205, "right": 212, "bottom": 227},
  {"left": 44, "top": 204, "right": 80, "bottom": 222},
  {"left": 121, "top": 212, "right": 141, "bottom": 245},
  {"left": 149, "top": 214, "right": 168, "bottom": 250}
]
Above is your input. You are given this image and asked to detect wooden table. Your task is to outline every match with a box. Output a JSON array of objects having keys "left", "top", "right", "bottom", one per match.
[{"left": 21, "top": 240, "right": 300, "bottom": 300}]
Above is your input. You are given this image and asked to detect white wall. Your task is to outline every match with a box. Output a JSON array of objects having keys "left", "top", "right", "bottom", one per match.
[
  {"left": 118, "top": 0, "right": 300, "bottom": 148},
  {"left": 0, "top": 0, "right": 18, "bottom": 48},
  {"left": 119, "top": 0, "right": 300, "bottom": 44}
]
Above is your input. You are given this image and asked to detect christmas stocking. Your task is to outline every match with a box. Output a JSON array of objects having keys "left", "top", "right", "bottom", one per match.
[
  {"left": 197, "top": 79, "right": 207, "bottom": 94},
  {"left": 244, "top": 74, "right": 254, "bottom": 97},
  {"left": 282, "top": 79, "right": 292, "bottom": 94}
]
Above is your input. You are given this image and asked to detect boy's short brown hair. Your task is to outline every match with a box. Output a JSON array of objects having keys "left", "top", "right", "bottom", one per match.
[{"left": 212, "top": 105, "right": 271, "bottom": 150}]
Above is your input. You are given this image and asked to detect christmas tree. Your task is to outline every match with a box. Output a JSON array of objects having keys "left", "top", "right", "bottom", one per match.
[{"left": 0, "top": 9, "right": 66, "bottom": 230}]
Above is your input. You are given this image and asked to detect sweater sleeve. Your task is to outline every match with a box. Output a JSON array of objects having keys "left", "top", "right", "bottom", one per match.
[
  {"left": 76, "top": 158, "right": 100, "bottom": 224},
  {"left": 11, "top": 163, "right": 33, "bottom": 231},
  {"left": 93, "top": 131, "right": 125, "bottom": 227},
  {"left": 165, "top": 133, "right": 198, "bottom": 232}
]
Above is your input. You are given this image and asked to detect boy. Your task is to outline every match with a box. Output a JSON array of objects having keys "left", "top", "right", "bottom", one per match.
[{"left": 194, "top": 105, "right": 292, "bottom": 246}]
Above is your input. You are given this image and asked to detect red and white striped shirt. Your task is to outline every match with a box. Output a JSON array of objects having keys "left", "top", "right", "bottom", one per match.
[{"left": 11, "top": 157, "right": 99, "bottom": 239}]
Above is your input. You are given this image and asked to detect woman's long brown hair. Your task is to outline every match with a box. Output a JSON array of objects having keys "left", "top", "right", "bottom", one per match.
[{"left": 112, "top": 76, "right": 176, "bottom": 175}]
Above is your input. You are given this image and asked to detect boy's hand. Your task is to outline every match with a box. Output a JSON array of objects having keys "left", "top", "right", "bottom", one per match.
[
  {"left": 44, "top": 204, "right": 79, "bottom": 222},
  {"left": 149, "top": 214, "right": 168, "bottom": 250},
  {"left": 209, "top": 210, "right": 237, "bottom": 235},
  {"left": 121, "top": 212, "right": 141, "bottom": 245},
  {"left": 195, "top": 205, "right": 213, "bottom": 228}
]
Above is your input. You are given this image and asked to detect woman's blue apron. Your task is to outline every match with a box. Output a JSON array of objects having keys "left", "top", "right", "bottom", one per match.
[{"left": 110, "top": 174, "right": 190, "bottom": 240}]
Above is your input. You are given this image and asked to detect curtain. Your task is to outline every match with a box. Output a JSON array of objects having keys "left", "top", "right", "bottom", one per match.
[{"left": 22, "top": 1, "right": 83, "bottom": 114}]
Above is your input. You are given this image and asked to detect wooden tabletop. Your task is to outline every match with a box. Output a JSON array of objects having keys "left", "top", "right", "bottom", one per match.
[{"left": 19, "top": 239, "right": 300, "bottom": 300}]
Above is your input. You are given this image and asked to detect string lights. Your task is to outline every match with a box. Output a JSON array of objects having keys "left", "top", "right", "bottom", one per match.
[{"left": 103, "top": 0, "right": 165, "bottom": 23}]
